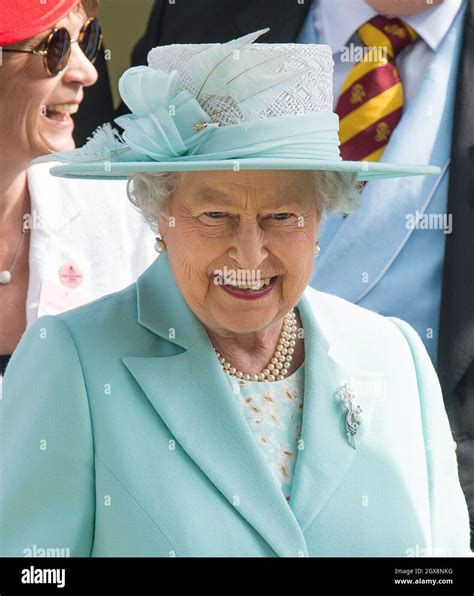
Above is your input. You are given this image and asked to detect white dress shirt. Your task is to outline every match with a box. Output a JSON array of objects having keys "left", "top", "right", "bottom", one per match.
[{"left": 312, "top": 0, "right": 463, "bottom": 107}]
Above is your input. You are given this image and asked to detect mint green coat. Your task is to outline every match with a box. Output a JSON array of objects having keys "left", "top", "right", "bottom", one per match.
[{"left": 1, "top": 253, "right": 470, "bottom": 556}]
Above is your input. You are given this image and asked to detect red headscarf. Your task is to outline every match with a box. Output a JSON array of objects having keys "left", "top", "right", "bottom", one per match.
[{"left": 0, "top": 0, "right": 81, "bottom": 46}]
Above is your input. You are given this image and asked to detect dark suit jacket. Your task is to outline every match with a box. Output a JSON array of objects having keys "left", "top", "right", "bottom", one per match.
[
  {"left": 437, "top": 0, "right": 474, "bottom": 543},
  {"left": 76, "top": 0, "right": 474, "bottom": 543}
]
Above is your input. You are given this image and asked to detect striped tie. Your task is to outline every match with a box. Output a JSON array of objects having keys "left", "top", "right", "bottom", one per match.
[{"left": 336, "top": 16, "right": 418, "bottom": 162}]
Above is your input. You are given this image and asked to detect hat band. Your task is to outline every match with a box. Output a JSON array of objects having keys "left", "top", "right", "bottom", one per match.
[{"left": 114, "top": 110, "right": 342, "bottom": 165}]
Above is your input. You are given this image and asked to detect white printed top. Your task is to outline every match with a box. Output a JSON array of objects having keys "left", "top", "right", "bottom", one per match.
[{"left": 225, "top": 365, "right": 305, "bottom": 503}]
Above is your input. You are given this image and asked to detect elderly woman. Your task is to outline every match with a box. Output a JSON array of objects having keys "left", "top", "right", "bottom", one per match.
[
  {"left": 0, "top": 0, "right": 155, "bottom": 377},
  {"left": 1, "top": 29, "right": 470, "bottom": 557}
]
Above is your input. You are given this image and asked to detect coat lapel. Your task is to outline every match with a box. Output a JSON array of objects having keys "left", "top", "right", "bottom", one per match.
[
  {"left": 315, "top": 8, "right": 465, "bottom": 302},
  {"left": 124, "top": 340, "right": 309, "bottom": 557},
  {"left": 288, "top": 292, "right": 382, "bottom": 532},
  {"left": 122, "top": 254, "right": 381, "bottom": 554}
]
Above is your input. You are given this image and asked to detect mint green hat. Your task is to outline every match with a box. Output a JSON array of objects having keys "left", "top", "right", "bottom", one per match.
[{"left": 36, "top": 28, "right": 439, "bottom": 181}]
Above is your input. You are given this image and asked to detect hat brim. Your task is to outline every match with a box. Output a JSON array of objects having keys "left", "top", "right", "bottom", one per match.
[{"left": 49, "top": 158, "right": 440, "bottom": 181}]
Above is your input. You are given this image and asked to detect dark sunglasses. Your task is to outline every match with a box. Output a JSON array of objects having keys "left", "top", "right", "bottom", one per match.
[{"left": 3, "top": 17, "right": 103, "bottom": 77}]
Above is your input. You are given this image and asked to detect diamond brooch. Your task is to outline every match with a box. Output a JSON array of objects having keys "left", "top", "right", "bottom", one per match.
[{"left": 336, "top": 383, "right": 363, "bottom": 449}]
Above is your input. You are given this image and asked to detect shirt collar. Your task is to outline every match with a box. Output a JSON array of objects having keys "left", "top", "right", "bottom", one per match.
[
  {"left": 403, "top": 0, "right": 464, "bottom": 51},
  {"left": 314, "top": 0, "right": 465, "bottom": 53}
]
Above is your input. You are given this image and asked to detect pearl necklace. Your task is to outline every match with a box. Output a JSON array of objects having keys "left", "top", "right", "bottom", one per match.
[{"left": 215, "top": 309, "right": 297, "bottom": 382}]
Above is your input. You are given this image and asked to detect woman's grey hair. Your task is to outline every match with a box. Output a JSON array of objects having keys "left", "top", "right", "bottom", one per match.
[{"left": 126, "top": 170, "right": 361, "bottom": 234}]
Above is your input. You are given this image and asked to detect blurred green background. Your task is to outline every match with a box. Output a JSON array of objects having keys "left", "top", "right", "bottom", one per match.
[{"left": 97, "top": 0, "right": 155, "bottom": 108}]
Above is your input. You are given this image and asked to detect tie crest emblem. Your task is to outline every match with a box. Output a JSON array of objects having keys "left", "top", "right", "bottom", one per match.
[
  {"left": 350, "top": 83, "right": 366, "bottom": 104},
  {"left": 375, "top": 121, "right": 390, "bottom": 142},
  {"left": 384, "top": 24, "right": 406, "bottom": 38}
]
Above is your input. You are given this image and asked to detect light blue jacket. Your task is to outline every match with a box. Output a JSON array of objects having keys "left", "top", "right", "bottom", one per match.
[{"left": 1, "top": 253, "right": 470, "bottom": 557}]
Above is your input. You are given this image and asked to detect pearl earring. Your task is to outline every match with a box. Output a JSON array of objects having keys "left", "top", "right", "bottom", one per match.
[
  {"left": 154, "top": 237, "right": 166, "bottom": 253},
  {"left": 314, "top": 241, "right": 321, "bottom": 257}
]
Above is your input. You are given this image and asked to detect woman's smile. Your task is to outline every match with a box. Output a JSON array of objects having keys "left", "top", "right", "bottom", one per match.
[
  {"left": 219, "top": 275, "right": 278, "bottom": 300},
  {"left": 41, "top": 100, "right": 80, "bottom": 128},
  {"left": 40, "top": 105, "right": 77, "bottom": 130}
]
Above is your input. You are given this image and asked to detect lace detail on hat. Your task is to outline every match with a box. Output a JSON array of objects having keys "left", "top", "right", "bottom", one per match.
[{"left": 148, "top": 42, "right": 333, "bottom": 126}]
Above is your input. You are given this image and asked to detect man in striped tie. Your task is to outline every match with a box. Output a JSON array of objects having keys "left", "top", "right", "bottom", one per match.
[{"left": 106, "top": 0, "right": 473, "bottom": 549}]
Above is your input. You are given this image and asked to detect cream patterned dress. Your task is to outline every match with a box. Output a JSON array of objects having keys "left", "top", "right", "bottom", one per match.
[{"left": 224, "top": 365, "right": 305, "bottom": 503}]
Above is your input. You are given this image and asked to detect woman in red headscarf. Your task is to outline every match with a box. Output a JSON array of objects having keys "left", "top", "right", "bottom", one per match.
[{"left": 0, "top": 0, "right": 155, "bottom": 376}]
